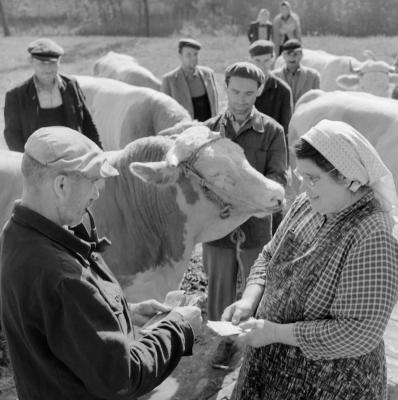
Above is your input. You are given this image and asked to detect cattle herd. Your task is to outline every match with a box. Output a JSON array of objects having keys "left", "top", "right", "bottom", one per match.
[{"left": 1, "top": 49, "right": 398, "bottom": 301}]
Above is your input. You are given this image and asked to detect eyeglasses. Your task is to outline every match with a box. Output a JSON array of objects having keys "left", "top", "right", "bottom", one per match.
[{"left": 293, "top": 168, "right": 336, "bottom": 187}]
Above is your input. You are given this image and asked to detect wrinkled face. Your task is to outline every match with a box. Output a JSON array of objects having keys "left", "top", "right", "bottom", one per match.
[
  {"left": 251, "top": 53, "right": 274, "bottom": 75},
  {"left": 55, "top": 173, "right": 105, "bottom": 227},
  {"left": 31, "top": 57, "right": 60, "bottom": 86},
  {"left": 295, "top": 158, "right": 350, "bottom": 215},
  {"left": 226, "top": 76, "right": 259, "bottom": 122},
  {"left": 283, "top": 49, "right": 303, "bottom": 71},
  {"left": 179, "top": 47, "right": 199, "bottom": 71}
]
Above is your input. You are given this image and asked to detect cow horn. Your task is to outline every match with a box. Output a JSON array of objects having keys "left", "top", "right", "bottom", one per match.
[
  {"left": 363, "top": 49, "right": 376, "bottom": 61},
  {"left": 349, "top": 60, "right": 360, "bottom": 74}
]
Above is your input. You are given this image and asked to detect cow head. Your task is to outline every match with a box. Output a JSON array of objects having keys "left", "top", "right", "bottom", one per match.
[
  {"left": 129, "top": 125, "right": 284, "bottom": 243},
  {"left": 336, "top": 60, "right": 398, "bottom": 97}
]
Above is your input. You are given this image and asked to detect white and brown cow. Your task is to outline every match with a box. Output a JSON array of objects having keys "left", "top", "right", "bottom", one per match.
[
  {"left": 93, "top": 51, "right": 161, "bottom": 90},
  {"left": 0, "top": 126, "right": 284, "bottom": 302},
  {"left": 76, "top": 75, "right": 191, "bottom": 150}
]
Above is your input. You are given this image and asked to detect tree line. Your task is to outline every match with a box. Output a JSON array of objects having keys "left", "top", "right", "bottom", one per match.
[{"left": 1, "top": 0, "right": 398, "bottom": 37}]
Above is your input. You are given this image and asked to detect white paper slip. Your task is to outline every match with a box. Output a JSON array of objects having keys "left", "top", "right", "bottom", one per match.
[{"left": 207, "top": 320, "right": 243, "bottom": 336}]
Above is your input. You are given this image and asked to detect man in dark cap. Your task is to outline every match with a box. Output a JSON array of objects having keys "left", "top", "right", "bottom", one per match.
[
  {"left": 161, "top": 38, "right": 218, "bottom": 121},
  {"left": 3, "top": 38, "right": 102, "bottom": 152},
  {"left": 0, "top": 126, "right": 201, "bottom": 400},
  {"left": 204, "top": 62, "right": 287, "bottom": 368},
  {"left": 249, "top": 39, "right": 292, "bottom": 234},
  {"left": 273, "top": 39, "right": 320, "bottom": 105}
]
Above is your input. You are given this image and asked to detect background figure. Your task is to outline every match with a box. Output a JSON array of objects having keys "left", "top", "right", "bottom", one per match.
[
  {"left": 161, "top": 38, "right": 218, "bottom": 121},
  {"left": 249, "top": 39, "right": 292, "bottom": 234},
  {"left": 204, "top": 62, "right": 287, "bottom": 369},
  {"left": 3, "top": 38, "right": 101, "bottom": 151},
  {"left": 247, "top": 8, "right": 273, "bottom": 44},
  {"left": 273, "top": 39, "right": 320, "bottom": 106},
  {"left": 224, "top": 119, "right": 398, "bottom": 400},
  {"left": 273, "top": 1, "right": 302, "bottom": 56},
  {"left": 0, "top": 127, "right": 202, "bottom": 400}
]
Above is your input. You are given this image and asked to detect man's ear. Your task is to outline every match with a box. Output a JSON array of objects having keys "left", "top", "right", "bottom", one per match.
[
  {"left": 129, "top": 161, "right": 180, "bottom": 186},
  {"left": 53, "top": 174, "right": 67, "bottom": 198},
  {"left": 336, "top": 75, "right": 360, "bottom": 90}
]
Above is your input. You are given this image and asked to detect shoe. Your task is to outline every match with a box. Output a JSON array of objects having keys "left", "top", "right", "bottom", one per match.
[{"left": 211, "top": 337, "right": 239, "bottom": 369}]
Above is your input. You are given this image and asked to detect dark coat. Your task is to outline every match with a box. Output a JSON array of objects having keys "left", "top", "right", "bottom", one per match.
[
  {"left": 247, "top": 21, "right": 273, "bottom": 43},
  {"left": 255, "top": 73, "right": 293, "bottom": 140},
  {"left": 0, "top": 203, "right": 194, "bottom": 400},
  {"left": 204, "top": 108, "right": 287, "bottom": 249},
  {"left": 4, "top": 74, "right": 102, "bottom": 151}
]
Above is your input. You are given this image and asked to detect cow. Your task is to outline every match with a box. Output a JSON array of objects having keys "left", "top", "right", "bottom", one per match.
[
  {"left": 76, "top": 75, "right": 191, "bottom": 150},
  {"left": 274, "top": 49, "right": 398, "bottom": 96},
  {"left": 0, "top": 126, "right": 284, "bottom": 302},
  {"left": 289, "top": 89, "right": 398, "bottom": 188},
  {"left": 93, "top": 51, "right": 161, "bottom": 91}
]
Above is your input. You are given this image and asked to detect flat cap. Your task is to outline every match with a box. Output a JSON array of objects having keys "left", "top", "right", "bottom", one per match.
[
  {"left": 178, "top": 38, "right": 202, "bottom": 52},
  {"left": 225, "top": 61, "right": 265, "bottom": 86},
  {"left": 282, "top": 39, "right": 302, "bottom": 52},
  {"left": 249, "top": 40, "right": 275, "bottom": 57},
  {"left": 25, "top": 127, "right": 119, "bottom": 179},
  {"left": 27, "top": 38, "right": 64, "bottom": 60}
]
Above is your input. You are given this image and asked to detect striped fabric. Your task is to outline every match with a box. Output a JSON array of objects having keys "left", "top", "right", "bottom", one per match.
[{"left": 248, "top": 190, "right": 398, "bottom": 360}]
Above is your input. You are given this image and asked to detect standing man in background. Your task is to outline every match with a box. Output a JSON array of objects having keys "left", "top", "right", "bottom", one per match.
[
  {"left": 3, "top": 38, "right": 102, "bottom": 151},
  {"left": 249, "top": 39, "right": 292, "bottom": 234},
  {"left": 204, "top": 62, "right": 287, "bottom": 369},
  {"left": 273, "top": 39, "right": 320, "bottom": 106},
  {"left": 161, "top": 38, "right": 218, "bottom": 122}
]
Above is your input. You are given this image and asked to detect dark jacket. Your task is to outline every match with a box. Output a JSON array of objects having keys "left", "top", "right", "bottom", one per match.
[
  {"left": 0, "top": 203, "right": 194, "bottom": 400},
  {"left": 247, "top": 21, "right": 273, "bottom": 43},
  {"left": 4, "top": 74, "right": 102, "bottom": 151},
  {"left": 204, "top": 108, "right": 287, "bottom": 249},
  {"left": 255, "top": 73, "right": 293, "bottom": 140}
]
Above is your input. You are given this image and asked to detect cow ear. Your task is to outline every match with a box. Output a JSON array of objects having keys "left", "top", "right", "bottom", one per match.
[
  {"left": 129, "top": 161, "right": 180, "bottom": 186},
  {"left": 336, "top": 74, "right": 359, "bottom": 90},
  {"left": 388, "top": 73, "right": 398, "bottom": 85}
]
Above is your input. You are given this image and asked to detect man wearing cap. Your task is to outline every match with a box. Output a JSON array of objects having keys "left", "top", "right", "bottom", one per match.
[
  {"left": 273, "top": 38, "right": 320, "bottom": 105},
  {"left": 161, "top": 38, "right": 218, "bottom": 121},
  {"left": 0, "top": 126, "right": 201, "bottom": 400},
  {"left": 203, "top": 62, "right": 287, "bottom": 368},
  {"left": 249, "top": 39, "right": 292, "bottom": 235},
  {"left": 3, "top": 38, "right": 102, "bottom": 152}
]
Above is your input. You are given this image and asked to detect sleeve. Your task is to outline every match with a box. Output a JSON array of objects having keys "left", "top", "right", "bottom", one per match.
[
  {"left": 76, "top": 83, "right": 103, "bottom": 149},
  {"left": 294, "top": 229, "right": 398, "bottom": 360},
  {"left": 210, "top": 70, "right": 219, "bottom": 115},
  {"left": 161, "top": 76, "right": 171, "bottom": 96},
  {"left": 295, "top": 15, "right": 302, "bottom": 41},
  {"left": 272, "top": 16, "right": 281, "bottom": 55},
  {"left": 264, "top": 124, "right": 287, "bottom": 186},
  {"left": 47, "top": 277, "right": 194, "bottom": 399},
  {"left": 4, "top": 90, "right": 25, "bottom": 152}
]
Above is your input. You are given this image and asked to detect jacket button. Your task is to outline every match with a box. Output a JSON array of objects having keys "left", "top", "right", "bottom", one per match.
[{"left": 115, "top": 295, "right": 121, "bottom": 303}]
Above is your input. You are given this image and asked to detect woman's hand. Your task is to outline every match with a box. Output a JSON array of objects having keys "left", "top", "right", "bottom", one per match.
[
  {"left": 129, "top": 300, "right": 172, "bottom": 327},
  {"left": 236, "top": 318, "right": 278, "bottom": 347},
  {"left": 221, "top": 298, "right": 256, "bottom": 324}
]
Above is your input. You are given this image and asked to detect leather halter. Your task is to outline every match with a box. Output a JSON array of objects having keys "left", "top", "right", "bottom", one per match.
[{"left": 179, "top": 137, "right": 232, "bottom": 219}]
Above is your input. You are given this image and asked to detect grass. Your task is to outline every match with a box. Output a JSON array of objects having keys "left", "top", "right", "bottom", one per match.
[{"left": 1, "top": 33, "right": 398, "bottom": 149}]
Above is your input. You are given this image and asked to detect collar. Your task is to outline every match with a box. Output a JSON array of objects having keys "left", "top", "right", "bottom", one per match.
[
  {"left": 263, "top": 74, "right": 278, "bottom": 91},
  {"left": 11, "top": 201, "right": 96, "bottom": 262},
  {"left": 182, "top": 66, "right": 199, "bottom": 79},
  {"left": 223, "top": 107, "right": 265, "bottom": 134},
  {"left": 283, "top": 65, "right": 302, "bottom": 76}
]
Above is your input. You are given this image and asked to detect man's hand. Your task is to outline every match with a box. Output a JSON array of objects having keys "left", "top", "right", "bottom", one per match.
[
  {"left": 129, "top": 300, "right": 172, "bottom": 327},
  {"left": 173, "top": 306, "right": 202, "bottom": 336},
  {"left": 221, "top": 298, "right": 256, "bottom": 325}
]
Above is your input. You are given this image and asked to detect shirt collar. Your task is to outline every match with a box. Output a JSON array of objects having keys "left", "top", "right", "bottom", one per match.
[
  {"left": 283, "top": 65, "right": 302, "bottom": 76},
  {"left": 11, "top": 201, "right": 95, "bottom": 262},
  {"left": 182, "top": 67, "right": 199, "bottom": 79},
  {"left": 223, "top": 107, "right": 265, "bottom": 134},
  {"left": 33, "top": 74, "right": 62, "bottom": 92}
]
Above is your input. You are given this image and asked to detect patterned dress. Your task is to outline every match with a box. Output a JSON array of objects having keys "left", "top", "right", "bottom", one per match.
[{"left": 232, "top": 189, "right": 398, "bottom": 400}]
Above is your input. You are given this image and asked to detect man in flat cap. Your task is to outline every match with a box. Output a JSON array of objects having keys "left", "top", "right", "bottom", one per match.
[
  {"left": 0, "top": 127, "right": 201, "bottom": 400},
  {"left": 161, "top": 38, "right": 218, "bottom": 121},
  {"left": 204, "top": 62, "right": 287, "bottom": 368},
  {"left": 3, "top": 38, "right": 102, "bottom": 152},
  {"left": 273, "top": 39, "right": 320, "bottom": 105},
  {"left": 249, "top": 40, "right": 292, "bottom": 234}
]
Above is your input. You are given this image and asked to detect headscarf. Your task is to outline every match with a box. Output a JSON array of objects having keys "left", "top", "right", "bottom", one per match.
[{"left": 301, "top": 119, "right": 398, "bottom": 227}]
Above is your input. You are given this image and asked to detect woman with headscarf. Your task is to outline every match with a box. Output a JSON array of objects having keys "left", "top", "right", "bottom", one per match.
[
  {"left": 273, "top": 1, "right": 301, "bottom": 55},
  {"left": 223, "top": 119, "right": 398, "bottom": 400},
  {"left": 247, "top": 8, "right": 273, "bottom": 44}
]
